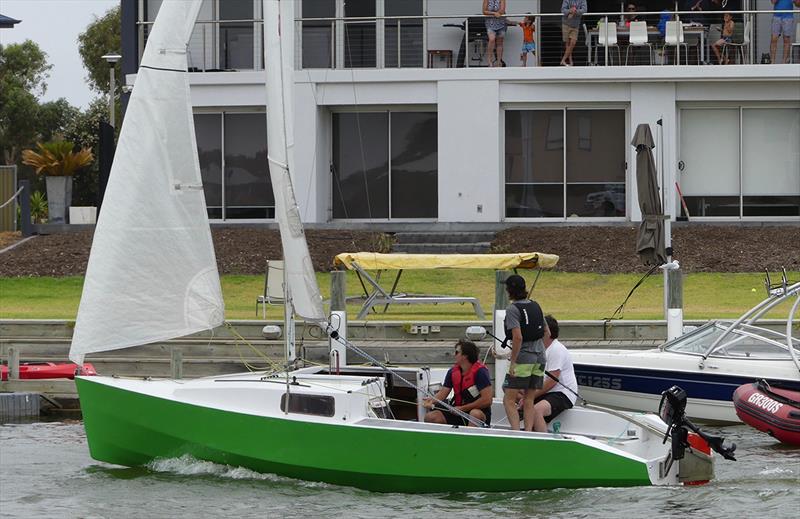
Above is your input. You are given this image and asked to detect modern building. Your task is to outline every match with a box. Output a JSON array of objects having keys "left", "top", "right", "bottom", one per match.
[{"left": 121, "top": 1, "right": 800, "bottom": 226}]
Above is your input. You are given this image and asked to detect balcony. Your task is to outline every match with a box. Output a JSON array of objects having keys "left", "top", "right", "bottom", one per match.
[{"left": 136, "top": 8, "right": 800, "bottom": 71}]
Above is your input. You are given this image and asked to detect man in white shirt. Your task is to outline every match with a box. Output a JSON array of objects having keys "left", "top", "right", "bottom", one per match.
[{"left": 528, "top": 315, "right": 579, "bottom": 432}]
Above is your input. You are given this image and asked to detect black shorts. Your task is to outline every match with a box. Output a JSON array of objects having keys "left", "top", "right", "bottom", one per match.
[
  {"left": 437, "top": 406, "right": 492, "bottom": 427},
  {"left": 534, "top": 392, "right": 573, "bottom": 423}
]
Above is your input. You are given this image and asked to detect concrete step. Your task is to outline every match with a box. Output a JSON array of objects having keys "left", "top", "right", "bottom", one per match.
[
  {"left": 393, "top": 242, "right": 493, "bottom": 254},
  {"left": 394, "top": 231, "right": 497, "bottom": 245}
]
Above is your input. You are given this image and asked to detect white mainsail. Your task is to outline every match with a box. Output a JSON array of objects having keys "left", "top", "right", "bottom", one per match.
[
  {"left": 70, "top": 0, "right": 223, "bottom": 365},
  {"left": 264, "top": 0, "right": 326, "bottom": 324}
]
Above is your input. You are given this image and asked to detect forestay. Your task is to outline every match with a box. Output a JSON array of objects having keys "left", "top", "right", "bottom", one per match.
[
  {"left": 264, "top": 0, "right": 326, "bottom": 324},
  {"left": 70, "top": 0, "right": 223, "bottom": 364}
]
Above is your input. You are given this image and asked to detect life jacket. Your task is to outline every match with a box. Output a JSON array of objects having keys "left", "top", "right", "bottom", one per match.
[
  {"left": 505, "top": 300, "right": 545, "bottom": 342},
  {"left": 450, "top": 361, "right": 487, "bottom": 406}
]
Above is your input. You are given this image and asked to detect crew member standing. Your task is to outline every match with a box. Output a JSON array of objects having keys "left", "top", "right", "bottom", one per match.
[{"left": 501, "top": 274, "right": 548, "bottom": 431}]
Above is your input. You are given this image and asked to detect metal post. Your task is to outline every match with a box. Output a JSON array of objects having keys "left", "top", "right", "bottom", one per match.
[
  {"left": 666, "top": 268, "right": 683, "bottom": 340},
  {"left": 493, "top": 270, "right": 511, "bottom": 399},
  {"left": 396, "top": 19, "right": 401, "bottom": 68},
  {"left": 108, "top": 65, "right": 116, "bottom": 129},
  {"left": 465, "top": 18, "right": 470, "bottom": 68},
  {"left": 330, "top": 270, "right": 347, "bottom": 365},
  {"left": 19, "top": 180, "right": 32, "bottom": 237},
  {"left": 9, "top": 347, "right": 19, "bottom": 381},
  {"left": 170, "top": 348, "right": 183, "bottom": 379}
]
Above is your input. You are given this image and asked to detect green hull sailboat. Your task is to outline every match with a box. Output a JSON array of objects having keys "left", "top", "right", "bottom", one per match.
[{"left": 70, "top": 0, "right": 725, "bottom": 492}]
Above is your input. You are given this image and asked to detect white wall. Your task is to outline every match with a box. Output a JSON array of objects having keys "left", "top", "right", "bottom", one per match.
[{"left": 438, "top": 80, "right": 502, "bottom": 222}]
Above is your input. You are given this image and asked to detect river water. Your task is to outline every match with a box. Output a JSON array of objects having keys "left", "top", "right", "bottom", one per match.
[{"left": 1, "top": 420, "right": 797, "bottom": 519}]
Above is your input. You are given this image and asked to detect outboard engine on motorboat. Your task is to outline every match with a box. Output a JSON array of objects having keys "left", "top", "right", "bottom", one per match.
[{"left": 660, "top": 386, "right": 737, "bottom": 462}]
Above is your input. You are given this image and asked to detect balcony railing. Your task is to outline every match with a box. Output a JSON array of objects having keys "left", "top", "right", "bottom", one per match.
[{"left": 136, "top": 9, "right": 800, "bottom": 71}]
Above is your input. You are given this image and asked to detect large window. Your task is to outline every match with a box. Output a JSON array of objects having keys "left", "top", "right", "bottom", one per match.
[
  {"left": 332, "top": 111, "right": 437, "bottom": 219},
  {"left": 302, "top": 0, "right": 335, "bottom": 69},
  {"left": 194, "top": 112, "right": 274, "bottom": 219},
  {"left": 505, "top": 109, "right": 626, "bottom": 218},
  {"left": 680, "top": 107, "right": 800, "bottom": 218}
]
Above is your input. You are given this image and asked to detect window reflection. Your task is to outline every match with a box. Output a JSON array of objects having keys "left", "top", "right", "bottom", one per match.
[
  {"left": 332, "top": 111, "right": 437, "bottom": 219},
  {"left": 194, "top": 112, "right": 273, "bottom": 220},
  {"left": 505, "top": 109, "right": 626, "bottom": 218}
]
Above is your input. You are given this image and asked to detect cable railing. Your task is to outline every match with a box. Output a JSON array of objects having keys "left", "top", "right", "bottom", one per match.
[{"left": 135, "top": 8, "right": 800, "bottom": 71}]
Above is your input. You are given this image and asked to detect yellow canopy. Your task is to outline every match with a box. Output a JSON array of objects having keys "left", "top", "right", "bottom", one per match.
[{"left": 334, "top": 252, "right": 559, "bottom": 271}]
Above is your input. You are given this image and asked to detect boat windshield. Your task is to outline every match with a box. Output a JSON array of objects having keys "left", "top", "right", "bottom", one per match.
[{"left": 665, "top": 322, "right": 799, "bottom": 360}]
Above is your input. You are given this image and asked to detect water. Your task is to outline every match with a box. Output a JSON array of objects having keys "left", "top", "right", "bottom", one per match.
[{"left": 1, "top": 421, "right": 798, "bottom": 519}]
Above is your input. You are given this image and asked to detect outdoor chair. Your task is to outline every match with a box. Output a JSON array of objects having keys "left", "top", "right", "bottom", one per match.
[
  {"left": 255, "top": 260, "right": 285, "bottom": 318},
  {"left": 792, "top": 23, "right": 800, "bottom": 63},
  {"left": 662, "top": 21, "right": 688, "bottom": 65},
  {"left": 597, "top": 21, "right": 621, "bottom": 65},
  {"left": 626, "top": 21, "right": 653, "bottom": 65},
  {"left": 722, "top": 20, "right": 751, "bottom": 64}
]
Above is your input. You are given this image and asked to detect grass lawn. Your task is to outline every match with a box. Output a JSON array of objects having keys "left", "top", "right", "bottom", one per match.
[{"left": 1, "top": 271, "right": 797, "bottom": 321}]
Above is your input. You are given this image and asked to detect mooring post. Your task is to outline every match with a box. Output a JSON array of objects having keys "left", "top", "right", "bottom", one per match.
[
  {"left": 19, "top": 180, "right": 32, "bottom": 237},
  {"left": 170, "top": 348, "right": 183, "bottom": 379},
  {"left": 666, "top": 268, "right": 684, "bottom": 340},
  {"left": 329, "top": 270, "right": 347, "bottom": 366},
  {"left": 9, "top": 346, "right": 20, "bottom": 380},
  {"left": 493, "top": 271, "right": 511, "bottom": 399}
]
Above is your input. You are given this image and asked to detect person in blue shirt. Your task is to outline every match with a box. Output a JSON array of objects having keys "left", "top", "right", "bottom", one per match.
[{"left": 771, "top": 0, "right": 800, "bottom": 63}]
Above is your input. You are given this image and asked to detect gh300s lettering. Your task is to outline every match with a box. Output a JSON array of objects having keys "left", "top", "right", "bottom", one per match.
[{"left": 747, "top": 393, "right": 784, "bottom": 414}]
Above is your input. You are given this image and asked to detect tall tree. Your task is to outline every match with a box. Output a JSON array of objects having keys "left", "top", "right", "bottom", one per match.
[
  {"left": 0, "top": 41, "right": 53, "bottom": 164},
  {"left": 78, "top": 5, "right": 121, "bottom": 95}
]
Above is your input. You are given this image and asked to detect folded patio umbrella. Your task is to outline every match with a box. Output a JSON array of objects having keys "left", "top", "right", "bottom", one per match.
[{"left": 632, "top": 123, "right": 667, "bottom": 266}]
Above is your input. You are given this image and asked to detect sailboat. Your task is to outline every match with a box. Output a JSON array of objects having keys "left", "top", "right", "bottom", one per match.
[{"left": 70, "top": 0, "right": 730, "bottom": 492}]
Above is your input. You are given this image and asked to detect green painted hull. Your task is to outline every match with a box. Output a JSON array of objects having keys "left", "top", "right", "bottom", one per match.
[{"left": 77, "top": 378, "right": 652, "bottom": 492}]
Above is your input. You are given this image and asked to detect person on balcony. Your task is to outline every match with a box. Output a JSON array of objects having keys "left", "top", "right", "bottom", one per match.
[
  {"left": 712, "top": 12, "right": 735, "bottom": 64},
  {"left": 625, "top": 3, "right": 641, "bottom": 27},
  {"left": 483, "top": 0, "right": 508, "bottom": 67},
  {"left": 508, "top": 14, "right": 537, "bottom": 66},
  {"left": 771, "top": 0, "right": 800, "bottom": 64},
  {"left": 561, "top": 0, "right": 587, "bottom": 66}
]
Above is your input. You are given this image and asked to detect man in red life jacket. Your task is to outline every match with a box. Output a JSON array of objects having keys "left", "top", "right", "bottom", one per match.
[{"left": 423, "top": 340, "right": 493, "bottom": 426}]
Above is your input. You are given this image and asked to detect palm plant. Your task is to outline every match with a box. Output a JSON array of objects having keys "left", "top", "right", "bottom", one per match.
[
  {"left": 21, "top": 140, "right": 94, "bottom": 224},
  {"left": 29, "top": 190, "right": 48, "bottom": 223},
  {"left": 21, "top": 140, "right": 93, "bottom": 176}
]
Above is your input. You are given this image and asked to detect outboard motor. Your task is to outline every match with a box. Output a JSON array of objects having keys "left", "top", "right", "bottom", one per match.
[{"left": 659, "top": 385, "right": 737, "bottom": 461}]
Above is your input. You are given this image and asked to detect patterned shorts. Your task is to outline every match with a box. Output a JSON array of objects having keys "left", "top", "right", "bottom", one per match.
[{"left": 771, "top": 17, "right": 794, "bottom": 37}]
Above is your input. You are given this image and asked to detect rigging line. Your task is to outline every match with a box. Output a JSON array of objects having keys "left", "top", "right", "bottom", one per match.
[
  {"left": 345, "top": 34, "right": 374, "bottom": 220},
  {"left": 224, "top": 322, "right": 285, "bottom": 372},
  {"left": 603, "top": 264, "right": 660, "bottom": 321},
  {"left": 330, "top": 332, "right": 487, "bottom": 428}
]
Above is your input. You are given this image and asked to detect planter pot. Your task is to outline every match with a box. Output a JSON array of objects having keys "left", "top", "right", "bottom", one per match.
[{"left": 45, "top": 176, "right": 72, "bottom": 224}]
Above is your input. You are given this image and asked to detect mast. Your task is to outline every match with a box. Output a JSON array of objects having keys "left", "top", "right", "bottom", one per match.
[{"left": 263, "top": 0, "right": 328, "bottom": 363}]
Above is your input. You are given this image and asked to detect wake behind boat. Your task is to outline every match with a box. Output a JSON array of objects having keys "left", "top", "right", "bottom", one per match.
[{"left": 70, "top": 0, "right": 734, "bottom": 492}]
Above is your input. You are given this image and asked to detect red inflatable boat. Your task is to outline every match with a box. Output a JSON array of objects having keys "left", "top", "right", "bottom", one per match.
[
  {"left": 1, "top": 362, "right": 97, "bottom": 381},
  {"left": 733, "top": 380, "right": 800, "bottom": 446}
]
